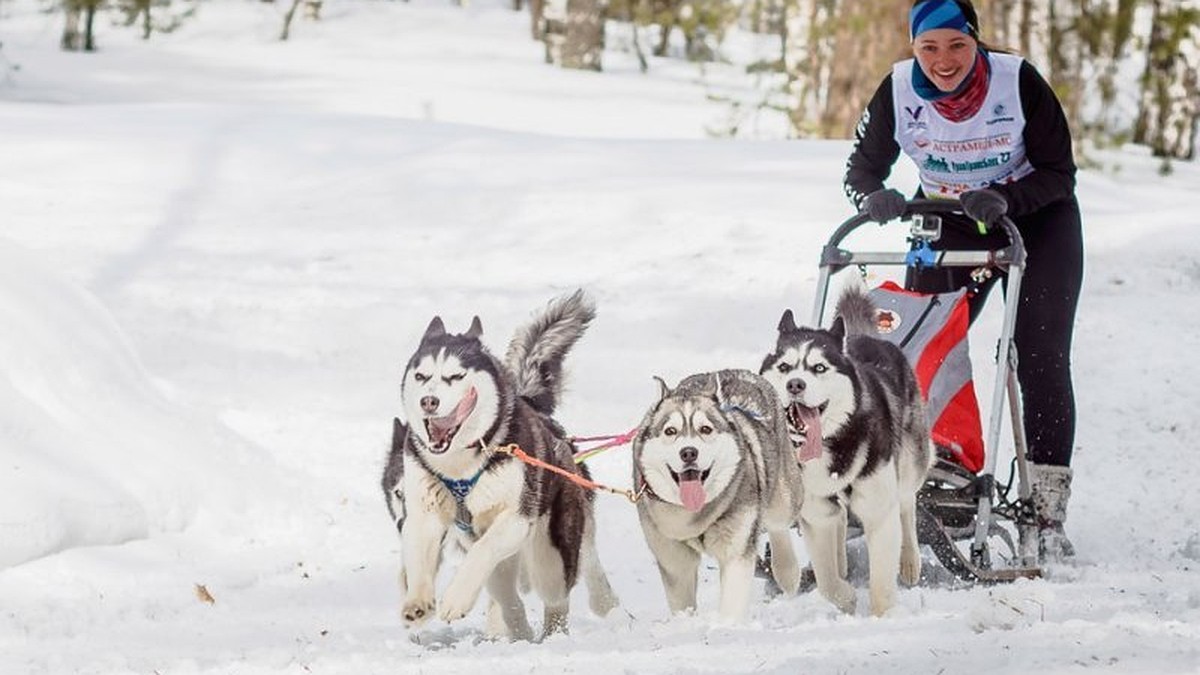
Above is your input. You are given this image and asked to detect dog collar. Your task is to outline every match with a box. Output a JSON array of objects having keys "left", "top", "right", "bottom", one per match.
[{"left": 634, "top": 475, "right": 662, "bottom": 503}]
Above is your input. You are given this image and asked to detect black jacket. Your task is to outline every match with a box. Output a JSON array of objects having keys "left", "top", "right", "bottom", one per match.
[{"left": 843, "top": 59, "right": 1077, "bottom": 219}]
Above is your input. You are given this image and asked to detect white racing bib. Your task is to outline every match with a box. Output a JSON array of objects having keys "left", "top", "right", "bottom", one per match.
[{"left": 892, "top": 53, "right": 1033, "bottom": 198}]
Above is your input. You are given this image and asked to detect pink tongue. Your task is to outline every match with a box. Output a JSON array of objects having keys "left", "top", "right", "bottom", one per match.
[
  {"left": 429, "top": 387, "right": 478, "bottom": 441},
  {"left": 796, "top": 406, "right": 823, "bottom": 463},
  {"left": 679, "top": 479, "right": 706, "bottom": 512}
]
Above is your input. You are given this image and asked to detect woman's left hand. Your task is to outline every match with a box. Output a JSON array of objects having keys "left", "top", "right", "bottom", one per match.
[{"left": 960, "top": 189, "right": 1008, "bottom": 230}]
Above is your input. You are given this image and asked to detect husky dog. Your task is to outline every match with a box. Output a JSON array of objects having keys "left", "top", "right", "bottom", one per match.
[
  {"left": 397, "top": 290, "right": 618, "bottom": 641},
  {"left": 633, "top": 369, "right": 804, "bottom": 621},
  {"left": 759, "top": 287, "right": 933, "bottom": 616},
  {"left": 382, "top": 418, "right": 407, "bottom": 538}
]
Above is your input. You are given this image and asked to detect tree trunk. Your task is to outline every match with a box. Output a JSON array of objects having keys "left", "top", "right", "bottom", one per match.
[
  {"left": 279, "top": 0, "right": 303, "bottom": 40},
  {"left": 1019, "top": 0, "right": 1033, "bottom": 56},
  {"left": 83, "top": 2, "right": 97, "bottom": 51},
  {"left": 983, "top": 0, "right": 1019, "bottom": 49},
  {"left": 560, "top": 0, "right": 605, "bottom": 70},
  {"left": 819, "top": 0, "right": 908, "bottom": 139},
  {"left": 1045, "top": 0, "right": 1084, "bottom": 137},
  {"left": 530, "top": 0, "right": 545, "bottom": 39},
  {"left": 632, "top": 20, "right": 649, "bottom": 72},
  {"left": 1134, "top": 0, "right": 1200, "bottom": 159},
  {"left": 1082, "top": 0, "right": 1139, "bottom": 141},
  {"left": 654, "top": 22, "right": 672, "bottom": 56},
  {"left": 61, "top": 1, "right": 82, "bottom": 51}
]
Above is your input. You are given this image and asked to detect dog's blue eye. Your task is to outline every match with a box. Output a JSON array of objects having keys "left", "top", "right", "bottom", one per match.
[{"left": 813, "top": 364, "right": 828, "bottom": 374}]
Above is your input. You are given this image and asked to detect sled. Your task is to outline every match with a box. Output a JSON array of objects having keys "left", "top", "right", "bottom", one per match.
[{"left": 811, "top": 199, "right": 1041, "bottom": 584}]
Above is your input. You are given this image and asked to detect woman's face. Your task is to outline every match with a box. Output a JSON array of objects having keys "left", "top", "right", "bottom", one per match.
[{"left": 913, "top": 28, "right": 978, "bottom": 92}]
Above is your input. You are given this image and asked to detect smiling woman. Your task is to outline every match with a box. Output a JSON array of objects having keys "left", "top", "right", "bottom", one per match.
[
  {"left": 912, "top": 31, "right": 978, "bottom": 95},
  {"left": 842, "top": 0, "right": 1086, "bottom": 566},
  {"left": 910, "top": 0, "right": 979, "bottom": 94}
]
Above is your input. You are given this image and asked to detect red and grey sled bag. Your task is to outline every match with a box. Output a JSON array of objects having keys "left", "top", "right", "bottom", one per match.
[{"left": 868, "top": 281, "right": 985, "bottom": 473}]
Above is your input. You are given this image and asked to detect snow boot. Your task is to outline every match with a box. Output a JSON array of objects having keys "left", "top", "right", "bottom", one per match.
[{"left": 1030, "top": 463, "right": 1076, "bottom": 563}]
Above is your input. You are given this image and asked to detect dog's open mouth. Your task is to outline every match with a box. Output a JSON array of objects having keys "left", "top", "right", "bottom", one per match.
[
  {"left": 423, "top": 387, "right": 478, "bottom": 454},
  {"left": 668, "top": 465, "right": 712, "bottom": 513},
  {"left": 785, "top": 401, "right": 825, "bottom": 463}
]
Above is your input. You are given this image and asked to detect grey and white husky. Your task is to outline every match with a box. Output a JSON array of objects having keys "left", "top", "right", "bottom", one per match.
[
  {"left": 633, "top": 369, "right": 804, "bottom": 621},
  {"left": 394, "top": 290, "right": 618, "bottom": 641},
  {"left": 759, "top": 287, "right": 933, "bottom": 616}
]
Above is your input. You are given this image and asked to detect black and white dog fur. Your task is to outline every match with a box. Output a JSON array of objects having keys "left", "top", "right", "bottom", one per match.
[
  {"left": 760, "top": 287, "right": 933, "bottom": 616},
  {"left": 395, "top": 290, "right": 618, "bottom": 640},
  {"left": 382, "top": 417, "right": 407, "bottom": 538},
  {"left": 382, "top": 418, "right": 410, "bottom": 592},
  {"left": 633, "top": 369, "right": 804, "bottom": 621}
]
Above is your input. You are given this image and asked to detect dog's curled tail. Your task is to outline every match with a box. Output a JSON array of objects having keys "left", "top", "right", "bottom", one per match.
[
  {"left": 834, "top": 285, "right": 878, "bottom": 338},
  {"left": 505, "top": 289, "right": 596, "bottom": 415}
]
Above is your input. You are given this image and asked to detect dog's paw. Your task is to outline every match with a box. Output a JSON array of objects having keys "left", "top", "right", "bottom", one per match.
[
  {"left": 438, "top": 581, "right": 481, "bottom": 623},
  {"left": 402, "top": 595, "right": 437, "bottom": 626},
  {"left": 822, "top": 580, "right": 857, "bottom": 615},
  {"left": 869, "top": 590, "right": 896, "bottom": 617}
]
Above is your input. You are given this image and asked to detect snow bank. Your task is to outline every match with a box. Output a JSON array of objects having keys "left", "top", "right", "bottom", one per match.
[{"left": 0, "top": 238, "right": 280, "bottom": 568}]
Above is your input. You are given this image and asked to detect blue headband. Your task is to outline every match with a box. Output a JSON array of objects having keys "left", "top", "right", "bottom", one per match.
[{"left": 910, "top": 0, "right": 976, "bottom": 41}]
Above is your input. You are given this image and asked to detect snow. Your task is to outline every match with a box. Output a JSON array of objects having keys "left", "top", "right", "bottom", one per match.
[{"left": 2, "top": 1, "right": 1199, "bottom": 673}]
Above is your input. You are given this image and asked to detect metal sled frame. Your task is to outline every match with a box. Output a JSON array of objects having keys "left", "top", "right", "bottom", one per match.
[{"left": 812, "top": 199, "right": 1041, "bottom": 583}]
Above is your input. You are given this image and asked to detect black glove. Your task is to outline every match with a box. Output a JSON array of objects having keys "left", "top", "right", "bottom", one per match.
[
  {"left": 860, "top": 188, "right": 907, "bottom": 223},
  {"left": 960, "top": 189, "right": 1008, "bottom": 230}
]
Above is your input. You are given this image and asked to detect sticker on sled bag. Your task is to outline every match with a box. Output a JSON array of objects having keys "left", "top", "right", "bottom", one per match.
[{"left": 868, "top": 282, "right": 984, "bottom": 473}]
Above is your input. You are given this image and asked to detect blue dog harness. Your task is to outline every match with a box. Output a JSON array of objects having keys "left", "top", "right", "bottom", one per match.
[{"left": 436, "top": 464, "right": 488, "bottom": 539}]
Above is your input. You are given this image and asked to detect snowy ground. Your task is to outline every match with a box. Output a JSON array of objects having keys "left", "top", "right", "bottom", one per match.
[{"left": 2, "top": 1, "right": 1199, "bottom": 673}]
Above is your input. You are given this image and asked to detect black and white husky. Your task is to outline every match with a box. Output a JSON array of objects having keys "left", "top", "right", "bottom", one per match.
[
  {"left": 393, "top": 290, "right": 618, "bottom": 640},
  {"left": 633, "top": 369, "right": 804, "bottom": 621},
  {"left": 759, "top": 287, "right": 933, "bottom": 616}
]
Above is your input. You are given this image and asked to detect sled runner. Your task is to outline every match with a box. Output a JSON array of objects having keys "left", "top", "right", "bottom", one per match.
[{"left": 812, "top": 199, "right": 1041, "bottom": 584}]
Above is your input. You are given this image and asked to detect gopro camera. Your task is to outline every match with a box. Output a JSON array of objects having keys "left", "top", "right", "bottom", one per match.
[{"left": 910, "top": 213, "right": 942, "bottom": 241}]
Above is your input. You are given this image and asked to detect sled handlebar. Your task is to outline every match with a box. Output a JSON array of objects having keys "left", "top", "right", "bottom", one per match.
[{"left": 821, "top": 199, "right": 1026, "bottom": 272}]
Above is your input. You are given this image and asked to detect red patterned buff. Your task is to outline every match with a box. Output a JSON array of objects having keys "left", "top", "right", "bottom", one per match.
[{"left": 932, "top": 50, "right": 991, "bottom": 122}]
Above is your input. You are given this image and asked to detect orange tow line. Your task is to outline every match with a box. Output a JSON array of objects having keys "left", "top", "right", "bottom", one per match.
[{"left": 492, "top": 443, "right": 646, "bottom": 504}]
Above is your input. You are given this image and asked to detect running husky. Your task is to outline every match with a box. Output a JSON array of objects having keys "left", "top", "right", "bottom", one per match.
[
  {"left": 759, "top": 287, "right": 933, "bottom": 616},
  {"left": 396, "top": 290, "right": 618, "bottom": 641},
  {"left": 633, "top": 369, "right": 804, "bottom": 621}
]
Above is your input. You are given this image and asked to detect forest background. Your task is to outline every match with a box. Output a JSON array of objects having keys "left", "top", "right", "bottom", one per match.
[{"left": 37, "top": 0, "right": 1200, "bottom": 163}]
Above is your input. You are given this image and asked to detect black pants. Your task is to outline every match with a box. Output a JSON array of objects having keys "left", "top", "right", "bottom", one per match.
[{"left": 906, "top": 197, "right": 1083, "bottom": 468}]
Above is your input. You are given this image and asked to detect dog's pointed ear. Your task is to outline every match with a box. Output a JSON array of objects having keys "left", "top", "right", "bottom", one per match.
[
  {"left": 829, "top": 316, "right": 846, "bottom": 342},
  {"left": 391, "top": 417, "right": 407, "bottom": 453},
  {"left": 778, "top": 309, "right": 798, "bottom": 333},
  {"left": 423, "top": 317, "right": 446, "bottom": 340},
  {"left": 708, "top": 372, "right": 725, "bottom": 405},
  {"left": 653, "top": 376, "right": 670, "bottom": 402},
  {"left": 465, "top": 316, "right": 483, "bottom": 338}
]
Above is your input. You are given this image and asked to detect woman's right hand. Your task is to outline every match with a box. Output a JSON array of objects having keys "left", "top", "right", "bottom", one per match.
[{"left": 861, "top": 188, "right": 908, "bottom": 223}]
